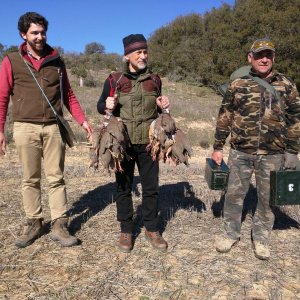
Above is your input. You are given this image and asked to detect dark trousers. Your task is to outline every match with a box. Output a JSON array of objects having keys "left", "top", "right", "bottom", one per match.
[{"left": 115, "top": 144, "right": 159, "bottom": 233}]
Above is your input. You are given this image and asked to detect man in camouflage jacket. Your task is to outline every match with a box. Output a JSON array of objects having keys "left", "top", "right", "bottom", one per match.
[{"left": 211, "top": 38, "right": 300, "bottom": 260}]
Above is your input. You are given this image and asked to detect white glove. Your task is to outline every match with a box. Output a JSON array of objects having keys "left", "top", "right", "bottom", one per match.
[{"left": 283, "top": 152, "right": 300, "bottom": 170}]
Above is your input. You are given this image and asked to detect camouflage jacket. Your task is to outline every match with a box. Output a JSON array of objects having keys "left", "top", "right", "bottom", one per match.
[{"left": 213, "top": 70, "right": 300, "bottom": 155}]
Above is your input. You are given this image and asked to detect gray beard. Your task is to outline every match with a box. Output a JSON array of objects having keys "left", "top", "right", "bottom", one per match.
[{"left": 137, "top": 62, "right": 147, "bottom": 70}]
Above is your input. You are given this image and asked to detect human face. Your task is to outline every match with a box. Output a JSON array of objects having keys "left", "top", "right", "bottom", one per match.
[
  {"left": 21, "top": 23, "right": 47, "bottom": 58},
  {"left": 126, "top": 49, "right": 148, "bottom": 72},
  {"left": 248, "top": 50, "right": 275, "bottom": 78}
]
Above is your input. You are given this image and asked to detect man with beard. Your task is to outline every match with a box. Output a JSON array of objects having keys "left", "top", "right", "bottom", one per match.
[
  {"left": 0, "top": 12, "right": 93, "bottom": 248},
  {"left": 211, "top": 38, "right": 300, "bottom": 260},
  {"left": 97, "top": 34, "right": 170, "bottom": 253}
]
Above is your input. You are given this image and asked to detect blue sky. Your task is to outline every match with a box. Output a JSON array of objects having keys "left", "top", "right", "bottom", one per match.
[{"left": 0, "top": 0, "right": 234, "bottom": 55}]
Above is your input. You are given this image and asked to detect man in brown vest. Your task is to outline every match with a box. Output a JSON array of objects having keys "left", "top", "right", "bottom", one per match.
[
  {"left": 0, "top": 12, "right": 93, "bottom": 248},
  {"left": 97, "top": 34, "right": 170, "bottom": 253}
]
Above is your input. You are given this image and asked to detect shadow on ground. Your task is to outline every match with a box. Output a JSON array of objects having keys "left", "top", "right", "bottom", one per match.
[
  {"left": 68, "top": 176, "right": 298, "bottom": 243},
  {"left": 132, "top": 179, "right": 206, "bottom": 237},
  {"left": 69, "top": 176, "right": 206, "bottom": 239},
  {"left": 68, "top": 182, "right": 116, "bottom": 234}
]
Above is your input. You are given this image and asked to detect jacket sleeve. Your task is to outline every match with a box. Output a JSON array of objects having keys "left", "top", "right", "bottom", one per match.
[
  {"left": 0, "top": 57, "right": 13, "bottom": 132},
  {"left": 61, "top": 66, "right": 87, "bottom": 125},
  {"left": 97, "top": 77, "right": 112, "bottom": 115},
  {"left": 284, "top": 79, "right": 300, "bottom": 154},
  {"left": 154, "top": 75, "right": 163, "bottom": 113},
  {"left": 213, "top": 85, "right": 235, "bottom": 150}
]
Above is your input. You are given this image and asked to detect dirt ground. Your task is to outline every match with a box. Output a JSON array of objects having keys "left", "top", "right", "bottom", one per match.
[{"left": 0, "top": 145, "right": 299, "bottom": 300}]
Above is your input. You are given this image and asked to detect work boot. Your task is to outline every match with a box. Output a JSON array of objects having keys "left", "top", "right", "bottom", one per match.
[
  {"left": 145, "top": 230, "right": 168, "bottom": 251},
  {"left": 215, "top": 236, "right": 238, "bottom": 253},
  {"left": 253, "top": 241, "right": 270, "bottom": 260},
  {"left": 49, "top": 217, "right": 78, "bottom": 247},
  {"left": 15, "top": 218, "right": 44, "bottom": 248},
  {"left": 116, "top": 233, "right": 133, "bottom": 253}
]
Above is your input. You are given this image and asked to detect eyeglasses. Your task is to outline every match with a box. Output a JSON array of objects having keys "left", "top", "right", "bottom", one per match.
[
  {"left": 251, "top": 40, "right": 275, "bottom": 52},
  {"left": 252, "top": 51, "right": 274, "bottom": 60}
]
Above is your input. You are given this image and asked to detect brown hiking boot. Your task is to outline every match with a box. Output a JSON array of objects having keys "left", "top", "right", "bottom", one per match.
[
  {"left": 15, "top": 218, "right": 44, "bottom": 248},
  {"left": 145, "top": 230, "right": 168, "bottom": 251},
  {"left": 215, "top": 236, "right": 238, "bottom": 253},
  {"left": 116, "top": 233, "right": 133, "bottom": 253},
  {"left": 49, "top": 217, "right": 78, "bottom": 247},
  {"left": 253, "top": 241, "right": 270, "bottom": 260}
]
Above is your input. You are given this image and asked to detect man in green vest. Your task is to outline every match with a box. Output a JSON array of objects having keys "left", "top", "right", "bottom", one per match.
[
  {"left": 211, "top": 38, "right": 300, "bottom": 260},
  {"left": 0, "top": 12, "right": 93, "bottom": 248},
  {"left": 97, "top": 34, "right": 170, "bottom": 253}
]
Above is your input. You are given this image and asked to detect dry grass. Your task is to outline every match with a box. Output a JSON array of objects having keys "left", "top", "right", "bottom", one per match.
[
  {"left": 1, "top": 147, "right": 300, "bottom": 300},
  {"left": 1, "top": 78, "right": 300, "bottom": 300}
]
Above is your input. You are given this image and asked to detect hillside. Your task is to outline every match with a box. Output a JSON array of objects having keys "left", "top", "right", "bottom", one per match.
[{"left": 0, "top": 80, "right": 300, "bottom": 300}]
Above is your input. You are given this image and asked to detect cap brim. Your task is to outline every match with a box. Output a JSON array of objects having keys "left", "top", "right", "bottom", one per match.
[{"left": 252, "top": 46, "right": 275, "bottom": 53}]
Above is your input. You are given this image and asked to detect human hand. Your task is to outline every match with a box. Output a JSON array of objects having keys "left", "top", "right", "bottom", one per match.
[
  {"left": 211, "top": 150, "right": 223, "bottom": 166},
  {"left": 0, "top": 132, "right": 6, "bottom": 155},
  {"left": 105, "top": 95, "right": 118, "bottom": 111},
  {"left": 156, "top": 95, "right": 170, "bottom": 110},
  {"left": 82, "top": 121, "right": 93, "bottom": 140},
  {"left": 283, "top": 152, "right": 300, "bottom": 169}
]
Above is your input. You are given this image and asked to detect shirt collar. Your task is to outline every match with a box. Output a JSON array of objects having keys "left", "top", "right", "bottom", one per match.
[{"left": 26, "top": 49, "right": 42, "bottom": 60}]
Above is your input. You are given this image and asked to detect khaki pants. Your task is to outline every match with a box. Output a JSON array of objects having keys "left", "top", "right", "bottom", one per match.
[{"left": 13, "top": 122, "right": 67, "bottom": 220}]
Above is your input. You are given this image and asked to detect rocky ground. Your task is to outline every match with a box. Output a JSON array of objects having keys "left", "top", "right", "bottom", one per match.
[{"left": 0, "top": 145, "right": 299, "bottom": 300}]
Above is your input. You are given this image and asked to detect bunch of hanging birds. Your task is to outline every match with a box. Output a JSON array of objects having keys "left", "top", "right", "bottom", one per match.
[
  {"left": 88, "top": 114, "right": 130, "bottom": 174},
  {"left": 147, "top": 111, "right": 192, "bottom": 166},
  {"left": 87, "top": 110, "right": 192, "bottom": 172}
]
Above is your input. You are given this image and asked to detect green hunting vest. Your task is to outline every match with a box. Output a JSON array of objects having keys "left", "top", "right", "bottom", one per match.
[{"left": 111, "top": 67, "right": 160, "bottom": 144}]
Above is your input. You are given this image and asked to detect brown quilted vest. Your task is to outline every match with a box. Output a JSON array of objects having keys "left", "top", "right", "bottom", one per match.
[{"left": 7, "top": 51, "right": 63, "bottom": 123}]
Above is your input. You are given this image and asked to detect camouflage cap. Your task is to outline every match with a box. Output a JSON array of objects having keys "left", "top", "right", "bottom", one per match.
[{"left": 250, "top": 38, "right": 275, "bottom": 53}]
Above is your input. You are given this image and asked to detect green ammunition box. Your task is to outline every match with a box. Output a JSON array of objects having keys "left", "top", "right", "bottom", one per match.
[
  {"left": 270, "top": 170, "right": 300, "bottom": 205},
  {"left": 205, "top": 158, "right": 230, "bottom": 191}
]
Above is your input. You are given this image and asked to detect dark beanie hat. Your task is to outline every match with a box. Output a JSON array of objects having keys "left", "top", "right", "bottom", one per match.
[{"left": 123, "top": 34, "right": 147, "bottom": 55}]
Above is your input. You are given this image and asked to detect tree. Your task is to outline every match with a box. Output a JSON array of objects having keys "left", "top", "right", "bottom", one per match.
[
  {"left": 71, "top": 64, "right": 87, "bottom": 87},
  {"left": 4, "top": 45, "right": 18, "bottom": 54},
  {"left": 84, "top": 42, "right": 105, "bottom": 55},
  {"left": 148, "top": 0, "right": 300, "bottom": 89},
  {"left": 0, "top": 44, "right": 19, "bottom": 61}
]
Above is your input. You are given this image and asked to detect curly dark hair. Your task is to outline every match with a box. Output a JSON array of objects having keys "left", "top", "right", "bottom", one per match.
[{"left": 18, "top": 12, "right": 48, "bottom": 34}]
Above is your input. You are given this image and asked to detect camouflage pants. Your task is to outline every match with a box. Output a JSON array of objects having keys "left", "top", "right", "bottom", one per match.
[{"left": 224, "top": 149, "right": 283, "bottom": 243}]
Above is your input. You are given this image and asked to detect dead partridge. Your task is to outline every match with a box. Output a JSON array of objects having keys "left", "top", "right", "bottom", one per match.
[
  {"left": 147, "top": 112, "right": 177, "bottom": 161},
  {"left": 88, "top": 124, "right": 104, "bottom": 170},
  {"left": 99, "top": 130, "right": 113, "bottom": 172},
  {"left": 168, "top": 128, "right": 192, "bottom": 166},
  {"left": 96, "top": 115, "right": 131, "bottom": 173},
  {"left": 106, "top": 116, "right": 130, "bottom": 172},
  {"left": 105, "top": 116, "right": 126, "bottom": 144},
  {"left": 160, "top": 112, "right": 176, "bottom": 135}
]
